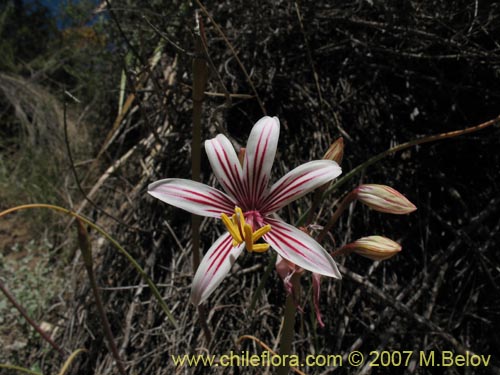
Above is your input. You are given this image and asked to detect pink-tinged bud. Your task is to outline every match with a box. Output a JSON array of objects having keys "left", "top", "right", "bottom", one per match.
[
  {"left": 356, "top": 184, "right": 417, "bottom": 214},
  {"left": 276, "top": 256, "right": 295, "bottom": 295},
  {"left": 347, "top": 235, "right": 402, "bottom": 261},
  {"left": 275, "top": 256, "right": 303, "bottom": 307},
  {"left": 323, "top": 137, "right": 344, "bottom": 165}
]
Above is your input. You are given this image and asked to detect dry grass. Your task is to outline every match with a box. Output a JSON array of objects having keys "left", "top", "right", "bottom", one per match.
[{"left": 0, "top": 72, "right": 87, "bottom": 207}]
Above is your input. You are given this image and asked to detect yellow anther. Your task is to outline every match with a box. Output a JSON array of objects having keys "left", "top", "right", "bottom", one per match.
[
  {"left": 221, "top": 212, "right": 242, "bottom": 243},
  {"left": 252, "top": 224, "right": 271, "bottom": 242},
  {"left": 251, "top": 243, "right": 270, "bottom": 253},
  {"left": 234, "top": 206, "right": 244, "bottom": 218},
  {"left": 221, "top": 207, "right": 272, "bottom": 253},
  {"left": 243, "top": 224, "right": 254, "bottom": 251},
  {"left": 234, "top": 206, "right": 246, "bottom": 234}
]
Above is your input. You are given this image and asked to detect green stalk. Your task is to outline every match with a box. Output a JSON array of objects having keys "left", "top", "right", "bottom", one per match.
[
  {"left": 316, "top": 191, "right": 356, "bottom": 243},
  {"left": 76, "top": 219, "right": 126, "bottom": 375},
  {"left": 249, "top": 252, "right": 277, "bottom": 311},
  {"left": 277, "top": 293, "right": 297, "bottom": 375}
]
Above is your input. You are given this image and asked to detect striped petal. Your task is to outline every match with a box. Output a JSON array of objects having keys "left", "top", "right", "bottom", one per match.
[
  {"left": 243, "top": 116, "right": 280, "bottom": 207},
  {"left": 205, "top": 134, "right": 247, "bottom": 205},
  {"left": 260, "top": 160, "right": 342, "bottom": 213},
  {"left": 263, "top": 218, "right": 341, "bottom": 278},
  {"left": 148, "top": 179, "right": 235, "bottom": 218},
  {"left": 191, "top": 232, "right": 245, "bottom": 305}
]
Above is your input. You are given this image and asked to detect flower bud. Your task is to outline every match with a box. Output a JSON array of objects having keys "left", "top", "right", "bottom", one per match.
[
  {"left": 323, "top": 137, "right": 344, "bottom": 165},
  {"left": 356, "top": 184, "right": 417, "bottom": 214},
  {"left": 347, "top": 235, "right": 402, "bottom": 261}
]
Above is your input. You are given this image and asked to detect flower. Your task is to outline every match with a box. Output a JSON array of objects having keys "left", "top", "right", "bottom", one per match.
[
  {"left": 148, "top": 116, "right": 342, "bottom": 305},
  {"left": 355, "top": 184, "right": 417, "bottom": 215},
  {"left": 343, "top": 235, "right": 402, "bottom": 261}
]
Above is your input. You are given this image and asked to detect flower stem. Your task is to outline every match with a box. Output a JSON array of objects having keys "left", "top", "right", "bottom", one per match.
[
  {"left": 323, "top": 115, "right": 500, "bottom": 197},
  {"left": 249, "top": 252, "right": 276, "bottom": 312},
  {"left": 297, "top": 115, "right": 500, "bottom": 228},
  {"left": 317, "top": 191, "right": 356, "bottom": 243},
  {"left": 277, "top": 294, "right": 297, "bottom": 375},
  {"left": 76, "top": 219, "right": 127, "bottom": 375}
]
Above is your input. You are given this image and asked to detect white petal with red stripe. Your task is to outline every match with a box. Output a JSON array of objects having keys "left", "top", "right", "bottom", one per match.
[
  {"left": 263, "top": 218, "right": 341, "bottom": 278},
  {"left": 148, "top": 179, "right": 236, "bottom": 218},
  {"left": 243, "top": 116, "right": 280, "bottom": 206},
  {"left": 261, "top": 160, "right": 341, "bottom": 213},
  {"left": 205, "top": 134, "right": 247, "bottom": 204},
  {"left": 191, "top": 232, "right": 245, "bottom": 305}
]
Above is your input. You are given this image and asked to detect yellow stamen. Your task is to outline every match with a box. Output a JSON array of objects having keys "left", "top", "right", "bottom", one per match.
[
  {"left": 221, "top": 207, "right": 272, "bottom": 253},
  {"left": 221, "top": 213, "right": 242, "bottom": 243},
  {"left": 243, "top": 224, "right": 254, "bottom": 251},
  {"left": 251, "top": 243, "right": 270, "bottom": 253},
  {"left": 252, "top": 224, "right": 271, "bottom": 242},
  {"left": 234, "top": 207, "right": 245, "bottom": 236}
]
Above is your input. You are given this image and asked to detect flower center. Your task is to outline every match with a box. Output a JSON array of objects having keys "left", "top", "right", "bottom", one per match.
[{"left": 221, "top": 207, "right": 271, "bottom": 253}]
